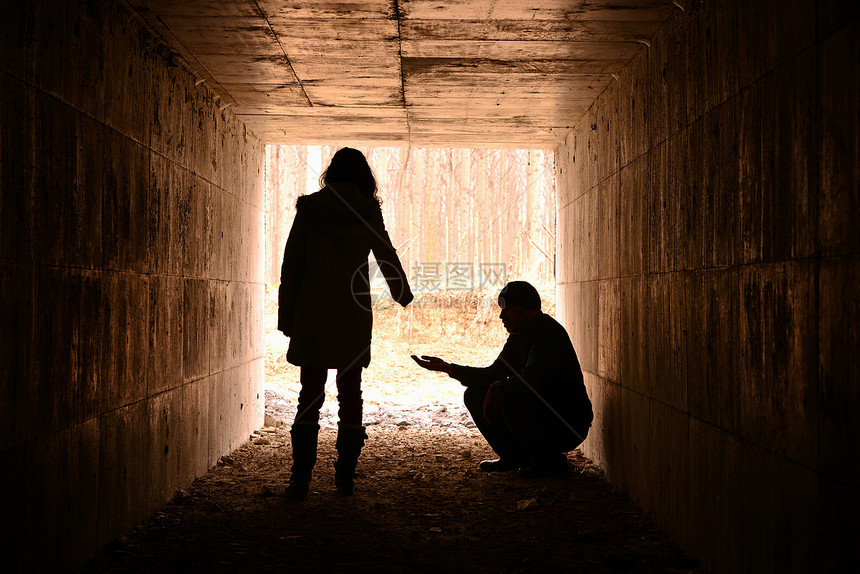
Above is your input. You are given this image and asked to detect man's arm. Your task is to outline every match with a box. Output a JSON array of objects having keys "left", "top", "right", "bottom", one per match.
[
  {"left": 411, "top": 336, "right": 520, "bottom": 387},
  {"left": 410, "top": 355, "right": 453, "bottom": 374},
  {"left": 494, "top": 326, "right": 571, "bottom": 407}
]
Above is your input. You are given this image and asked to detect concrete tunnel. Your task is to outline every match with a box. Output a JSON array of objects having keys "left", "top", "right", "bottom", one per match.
[{"left": 0, "top": 0, "right": 857, "bottom": 571}]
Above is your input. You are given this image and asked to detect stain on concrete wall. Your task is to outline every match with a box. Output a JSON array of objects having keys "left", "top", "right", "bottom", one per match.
[
  {"left": 0, "top": 1, "right": 265, "bottom": 570},
  {"left": 556, "top": 1, "right": 859, "bottom": 572}
]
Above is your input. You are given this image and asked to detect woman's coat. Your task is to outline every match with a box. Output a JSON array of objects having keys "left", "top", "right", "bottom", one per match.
[{"left": 278, "top": 182, "right": 413, "bottom": 369}]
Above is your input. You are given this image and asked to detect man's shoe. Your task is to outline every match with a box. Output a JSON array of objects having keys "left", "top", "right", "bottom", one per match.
[
  {"left": 478, "top": 458, "right": 520, "bottom": 472},
  {"left": 516, "top": 454, "right": 569, "bottom": 478}
]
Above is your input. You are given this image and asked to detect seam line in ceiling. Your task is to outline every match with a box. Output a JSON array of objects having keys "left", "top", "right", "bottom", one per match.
[
  {"left": 253, "top": 0, "right": 313, "bottom": 107},
  {"left": 393, "top": 0, "right": 412, "bottom": 141}
]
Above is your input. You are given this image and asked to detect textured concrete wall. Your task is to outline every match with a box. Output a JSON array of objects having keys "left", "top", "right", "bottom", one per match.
[
  {"left": 556, "top": 1, "right": 859, "bottom": 572},
  {"left": 0, "top": 1, "right": 265, "bottom": 571}
]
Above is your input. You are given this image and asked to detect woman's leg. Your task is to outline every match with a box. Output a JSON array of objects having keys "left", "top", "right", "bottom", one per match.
[
  {"left": 287, "top": 366, "right": 327, "bottom": 500},
  {"left": 335, "top": 367, "right": 363, "bottom": 426},
  {"left": 334, "top": 368, "right": 366, "bottom": 495},
  {"left": 294, "top": 366, "right": 327, "bottom": 424}
]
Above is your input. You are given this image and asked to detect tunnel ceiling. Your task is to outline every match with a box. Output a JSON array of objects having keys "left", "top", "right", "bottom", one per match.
[{"left": 128, "top": 0, "right": 674, "bottom": 148}]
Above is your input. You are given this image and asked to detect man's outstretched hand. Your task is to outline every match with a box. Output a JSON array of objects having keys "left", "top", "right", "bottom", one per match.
[{"left": 410, "top": 355, "right": 453, "bottom": 375}]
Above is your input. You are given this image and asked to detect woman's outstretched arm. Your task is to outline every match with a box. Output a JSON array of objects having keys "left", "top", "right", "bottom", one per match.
[{"left": 369, "top": 208, "right": 414, "bottom": 307}]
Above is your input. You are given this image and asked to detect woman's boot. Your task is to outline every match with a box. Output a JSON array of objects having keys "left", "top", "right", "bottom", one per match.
[
  {"left": 333, "top": 425, "right": 368, "bottom": 496},
  {"left": 285, "top": 423, "right": 319, "bottom": 500}
]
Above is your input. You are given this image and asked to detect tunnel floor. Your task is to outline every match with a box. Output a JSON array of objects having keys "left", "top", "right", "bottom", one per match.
[{"left": 81, "top": 426, "right": 700, "bottom": 573}]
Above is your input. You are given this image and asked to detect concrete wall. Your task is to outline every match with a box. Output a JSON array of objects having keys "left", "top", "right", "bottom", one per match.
[
  {"left": 556, "top": 1, "right": 858, "bottom": 572},
  {"left": 0, "top": 1, "right": 266, "bottom": 571}
]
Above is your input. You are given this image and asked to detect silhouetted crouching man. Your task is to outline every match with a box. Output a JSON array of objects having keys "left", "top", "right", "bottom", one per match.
[{"left": 413, "top": 281, "right": 592, "bottom": 477}]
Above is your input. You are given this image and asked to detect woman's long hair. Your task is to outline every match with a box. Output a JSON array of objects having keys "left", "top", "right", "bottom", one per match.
[{"left": 319, "top": 147, "right": 379, "bottom": 202}]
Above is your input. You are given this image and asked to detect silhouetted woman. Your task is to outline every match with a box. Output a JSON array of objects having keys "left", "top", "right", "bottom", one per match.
[{"left": 278, "top": 147, "right": 413, "bottom": 498}]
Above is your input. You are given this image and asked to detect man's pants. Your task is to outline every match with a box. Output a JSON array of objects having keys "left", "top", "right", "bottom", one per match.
[{"left": 464, "top": 380, "right": 589, "bottom": 466}]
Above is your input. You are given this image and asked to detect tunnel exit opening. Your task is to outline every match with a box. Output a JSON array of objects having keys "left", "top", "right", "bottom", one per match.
[{"left": 262, "top": 144, "right": 558, "bottom": 430}]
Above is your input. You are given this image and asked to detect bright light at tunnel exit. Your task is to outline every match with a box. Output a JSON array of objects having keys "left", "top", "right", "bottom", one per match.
[{"left": 262, "top": 144, "right": 558, "bottom": 428}]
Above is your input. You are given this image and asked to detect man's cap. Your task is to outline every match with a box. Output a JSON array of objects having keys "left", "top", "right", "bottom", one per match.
[{"left": 498, "top": 281, "right": 541, "bottom": 311}]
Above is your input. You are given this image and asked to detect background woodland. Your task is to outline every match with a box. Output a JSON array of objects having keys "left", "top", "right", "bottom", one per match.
[{"left": 265, "top": 146, "right": 558, "bottom": 291}]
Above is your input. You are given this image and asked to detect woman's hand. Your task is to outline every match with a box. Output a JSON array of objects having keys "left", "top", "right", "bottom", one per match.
[{"left": 410, "top": 355, "right": 452, "bottom": 375}]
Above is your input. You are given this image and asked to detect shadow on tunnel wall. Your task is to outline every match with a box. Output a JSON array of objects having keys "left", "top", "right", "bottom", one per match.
[
  {"left": 0, "top": 1, "right": 266, "bottom": 570},
  {"left": 555, "top": 1, "right": 859, "bottom": 572}
]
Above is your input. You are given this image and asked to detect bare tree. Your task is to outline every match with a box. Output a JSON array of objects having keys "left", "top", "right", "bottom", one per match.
[{"left": 265, "top": 145, "right": 557, "bottom": 290}]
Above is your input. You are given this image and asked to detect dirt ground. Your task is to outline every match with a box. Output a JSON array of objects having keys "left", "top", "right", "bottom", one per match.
[{"left": 82, "top": 289, "right": 701, "bottom": 573}]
